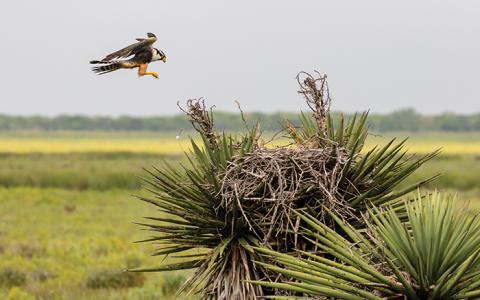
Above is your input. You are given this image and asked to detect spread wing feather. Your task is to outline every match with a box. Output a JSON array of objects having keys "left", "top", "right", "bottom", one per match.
[{"left": 101, "top": 33, "right": 157, "bottom": 62}]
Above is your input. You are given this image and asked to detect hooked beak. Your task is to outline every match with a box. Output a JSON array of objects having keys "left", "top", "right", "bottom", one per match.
[{"left": 162, "top": 56, "right": 167, "bottom": 63}]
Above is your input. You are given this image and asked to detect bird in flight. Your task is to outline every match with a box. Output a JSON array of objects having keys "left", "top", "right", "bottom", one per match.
[{"left": 90, "top": 33, "right": 166, "bottom": 79}]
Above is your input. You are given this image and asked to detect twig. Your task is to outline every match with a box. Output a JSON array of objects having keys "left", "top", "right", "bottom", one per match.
[
  {"left": 178, "top": 98, "right": 218, "bottom": 149},
  {"left": 297, "top": 71, "right": 331, "bottom": 136}
]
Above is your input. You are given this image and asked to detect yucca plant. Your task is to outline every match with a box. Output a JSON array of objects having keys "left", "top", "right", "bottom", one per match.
[
  {"left": 252, "top": 191, "right": 480, "bottom": 299},
  {"left": 130, "top": 72, "right": 438, "bottom": 299}
]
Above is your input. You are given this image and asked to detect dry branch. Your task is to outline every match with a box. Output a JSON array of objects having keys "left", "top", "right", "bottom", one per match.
[
  {"left": 178, "top": 98, "right": 218, "bottom": 148},
  {"left": 297, "top": 71, "right": 331, "bottom": 135}
]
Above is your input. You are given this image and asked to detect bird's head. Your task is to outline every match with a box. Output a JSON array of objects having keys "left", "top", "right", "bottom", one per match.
[{"left": 153, "top": 48, "right": 167, "bottom": 63}]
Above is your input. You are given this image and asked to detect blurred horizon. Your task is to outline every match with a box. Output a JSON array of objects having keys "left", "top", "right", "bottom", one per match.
[
  {"left": 1, "top": 108, "right": 479, "bottom": 133},
  {"left": 1, "top": 107, "right": 479, "bottom": 118}
]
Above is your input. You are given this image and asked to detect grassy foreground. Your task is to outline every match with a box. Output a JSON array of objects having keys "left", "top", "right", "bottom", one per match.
[
  {"left": 0, "top": 187, "right": 197, "bottom": 300},
  {"left": 2, "top": 187, "right": 477, "bottom": 300}
]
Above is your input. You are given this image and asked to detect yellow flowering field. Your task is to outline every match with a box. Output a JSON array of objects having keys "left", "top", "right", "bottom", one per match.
[
  {"left": 0, "top": 138, "right": 191, "bottom": 154},
  {"left": 0, "top": 131, "right": 479, "bottom": 155},
  {"left": 364, "top": 140, "right": 480, "bottom": 155}
]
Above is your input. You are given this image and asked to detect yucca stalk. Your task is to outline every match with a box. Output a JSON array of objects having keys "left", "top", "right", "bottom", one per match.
[
  {"left": 131, "top": 73, "right": 438, "bottom": 299},
  {"left": 252, "top": 191, "right": 480, "bottom": 299}
]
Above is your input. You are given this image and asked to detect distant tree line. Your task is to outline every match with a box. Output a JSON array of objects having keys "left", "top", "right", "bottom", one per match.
[
  {"left": 367, "top": 109, "right": 480, "bottom": 132},
  {"left": 0, "top": 108, "right": 479, "bottom": 132}
]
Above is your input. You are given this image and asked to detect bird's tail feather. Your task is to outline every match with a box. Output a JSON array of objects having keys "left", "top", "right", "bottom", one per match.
[{"left": 91, "top": 62, "right": 122, "bottom": 75}]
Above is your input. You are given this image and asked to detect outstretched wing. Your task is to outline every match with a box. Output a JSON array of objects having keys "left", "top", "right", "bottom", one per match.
[{"left": 100, "top": 33, "right": 157, "bottom": 62}]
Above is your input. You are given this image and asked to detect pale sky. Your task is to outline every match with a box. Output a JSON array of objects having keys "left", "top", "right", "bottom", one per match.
[{"left": 1, "top": 1, "right": 479, "bottom": 116}]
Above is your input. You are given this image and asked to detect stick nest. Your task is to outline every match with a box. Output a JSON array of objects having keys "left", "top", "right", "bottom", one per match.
[{"left": 219, "top": 145, "right": 354, "bottom": 248}]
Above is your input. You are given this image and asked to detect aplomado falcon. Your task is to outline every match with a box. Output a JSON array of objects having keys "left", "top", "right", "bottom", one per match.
[{"left": 90, "top": 32, "right": 166, "bottom": 79}]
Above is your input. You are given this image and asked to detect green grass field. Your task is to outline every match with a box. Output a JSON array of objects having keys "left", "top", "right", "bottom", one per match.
[
  {"left": 0, "top": 131, "right": 479, "bottom": 299},
  {"left": 0, "top": 188, "right": 197, "bottom": 300}
]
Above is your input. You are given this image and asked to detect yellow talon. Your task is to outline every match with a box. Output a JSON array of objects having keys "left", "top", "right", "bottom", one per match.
[{"left": 144, "top": 72, "right": 158, "bottom": 79}]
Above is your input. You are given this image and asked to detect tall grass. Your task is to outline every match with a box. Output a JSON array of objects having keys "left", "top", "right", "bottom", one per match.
[
  {"left": 0, "top": 152, "right": 479, "bottom": 191},
  {"left": 0, "top": 153, "right": 183, "bottom": 190}
]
